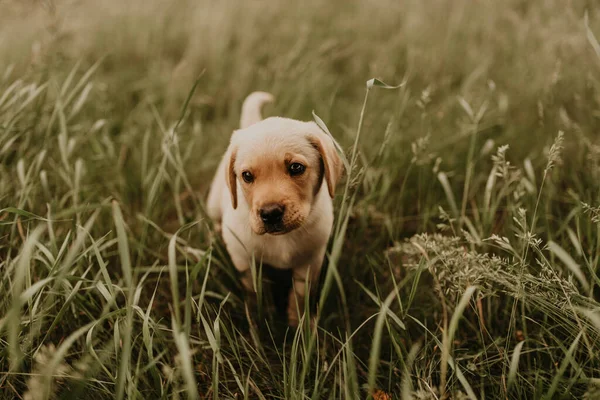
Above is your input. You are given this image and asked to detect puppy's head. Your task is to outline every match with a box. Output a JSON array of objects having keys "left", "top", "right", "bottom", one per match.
[{"left": 225, "top": 117, "right": 343, "bottom": 235}]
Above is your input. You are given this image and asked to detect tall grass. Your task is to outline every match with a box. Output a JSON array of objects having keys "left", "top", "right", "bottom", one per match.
[{"left": 2, "top": 0, "right": 600, "bottom": 398}]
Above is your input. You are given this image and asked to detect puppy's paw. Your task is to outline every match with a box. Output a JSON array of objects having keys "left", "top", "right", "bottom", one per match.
[
  {"left": 287, "top": 292, "right": 317, "bottom": 329},
  {"left": 287, "top": 307, "right": 300, "bottom": 328},
  {"left": 286, "top": 305, "right": 317, "bottom": 330},
  {"left": 209, "top": 222, "right": 222, "bottom": 238}
]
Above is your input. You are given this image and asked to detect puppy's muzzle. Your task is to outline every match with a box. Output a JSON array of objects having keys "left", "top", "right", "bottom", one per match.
[{"left": 260, "top": 203, "right": 285, "bottom": 233}]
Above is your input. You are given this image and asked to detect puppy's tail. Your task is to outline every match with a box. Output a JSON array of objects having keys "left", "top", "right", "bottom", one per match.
[{"left": 240, "top": 91, "right": 274, "bottom": 128}]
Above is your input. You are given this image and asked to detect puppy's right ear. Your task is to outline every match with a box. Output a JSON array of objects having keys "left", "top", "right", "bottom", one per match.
[{"left": 226, "top": 148, "right": 238, "bottom": 209}]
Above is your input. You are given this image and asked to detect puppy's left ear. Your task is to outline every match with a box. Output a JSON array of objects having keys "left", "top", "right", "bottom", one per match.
[
  {"left": 226, "top": 148, "right": 238, "bottom": 209},
  {"left": 308, "top": 132, "right": 344, "bottom": 198}
]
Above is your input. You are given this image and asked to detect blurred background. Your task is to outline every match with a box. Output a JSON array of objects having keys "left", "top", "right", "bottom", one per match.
[{"left": 3, "top": 1, "right": 599, "bottom": 134}]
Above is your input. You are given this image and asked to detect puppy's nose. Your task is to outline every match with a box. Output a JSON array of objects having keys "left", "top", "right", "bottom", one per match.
[{"left": 259, "top": 204, "right": 285, "bottom": 225}]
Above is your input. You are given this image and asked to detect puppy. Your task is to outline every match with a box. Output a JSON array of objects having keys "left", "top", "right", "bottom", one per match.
[{"left": 207, "top": 92, "right": 343, "bottom": 326}]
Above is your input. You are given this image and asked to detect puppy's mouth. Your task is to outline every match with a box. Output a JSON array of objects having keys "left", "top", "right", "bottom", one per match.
[
  {"left": 254, "top": 205, "right": 304, "bottom": 235},
  {"left": 262, "top": 223, "right": 297, "bottom": 235},
  {"left": 264, "top": 224, "right": 286, "bottom": 235},
  {"left": 254, "top": 219, "right": 303, "bottom": 235}
]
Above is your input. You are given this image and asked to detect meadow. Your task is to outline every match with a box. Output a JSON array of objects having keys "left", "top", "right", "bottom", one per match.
[{"left": 2, "top": 0, "right": 600, "bottom": 398}]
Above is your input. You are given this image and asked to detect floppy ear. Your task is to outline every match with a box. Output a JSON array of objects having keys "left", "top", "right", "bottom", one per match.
[
  {"left": 226, "top": 148, "right": 238, "bottom": 209},
  {"left": 308, "top": 133, "right": 343, "bottom": 198}
]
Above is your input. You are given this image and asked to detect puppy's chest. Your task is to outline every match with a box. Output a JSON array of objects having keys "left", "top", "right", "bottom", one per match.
[{"left": 250, "top": 233, "right": 321, "bottom": 269}]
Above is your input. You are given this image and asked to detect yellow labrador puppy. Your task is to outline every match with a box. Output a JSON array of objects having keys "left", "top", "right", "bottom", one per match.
[{"left": 207, "top": 92, "right": 343, "bottom": 326}]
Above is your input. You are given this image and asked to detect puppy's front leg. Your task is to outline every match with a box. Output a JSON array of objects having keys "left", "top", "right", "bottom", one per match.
[
  {"left": 229, "top": 252, "right": 261, "bottom": 318},
  {"left": 228, "top": 252, "right": 254, "bottom": 292},
  {"left": 287, "top": 253, "right": 324, "bottom": 327}
]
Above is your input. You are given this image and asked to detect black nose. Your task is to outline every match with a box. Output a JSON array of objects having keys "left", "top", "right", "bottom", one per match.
[{"left": 260, "top": 204, "right": 285, "bottom": 225}]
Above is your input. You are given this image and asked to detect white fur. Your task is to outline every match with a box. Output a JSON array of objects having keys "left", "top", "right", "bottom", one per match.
[{"left": 206, "top": 92, "right": 341, "bottom": 325}]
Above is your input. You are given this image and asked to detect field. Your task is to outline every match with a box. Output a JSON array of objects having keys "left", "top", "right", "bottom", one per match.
[{"left": 2, "top": 0, "right": 600, "bottom": 398}]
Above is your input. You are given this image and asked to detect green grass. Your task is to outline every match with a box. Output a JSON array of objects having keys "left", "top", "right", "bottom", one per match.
[{"left": 2, "top": 0, "right": 600, "bottom": 398}]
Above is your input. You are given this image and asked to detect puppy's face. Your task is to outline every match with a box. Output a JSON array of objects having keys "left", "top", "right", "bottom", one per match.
[
  {"left": 237, "top": 148, "right": 318, "bottom": 235},
  {"left": 225, "top": 118, "right": 342, "bottom": 235}
]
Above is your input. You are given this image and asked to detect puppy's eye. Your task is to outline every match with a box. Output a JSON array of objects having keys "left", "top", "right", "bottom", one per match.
[
  {"left": 288, "top": 163, "right": 306, "bottom": 176},
  {"left": 241, "top": 171, "right": 254, "bottom": 183}
]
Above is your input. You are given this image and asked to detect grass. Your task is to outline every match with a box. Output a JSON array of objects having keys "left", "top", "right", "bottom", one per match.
[{"left": 2, "top": 0, "right": 600, "bottom": 398}]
